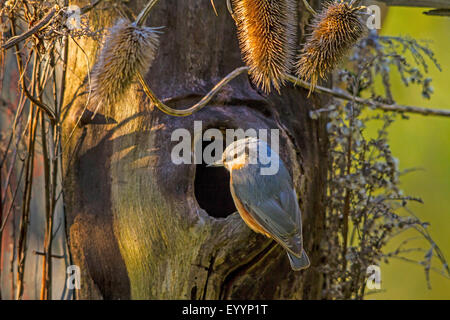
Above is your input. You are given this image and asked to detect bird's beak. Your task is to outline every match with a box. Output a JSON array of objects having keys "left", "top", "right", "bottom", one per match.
[{"left": 207, "top": 159, "right": 223, "bottom": 167}]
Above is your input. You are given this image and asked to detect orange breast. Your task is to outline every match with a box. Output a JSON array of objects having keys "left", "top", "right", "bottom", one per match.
[
  {"left": 230, "top": 161, "right": 246, "bottom": 171},
  {"left": 230, "top": 175, "right": 272, "bottom": 239}
]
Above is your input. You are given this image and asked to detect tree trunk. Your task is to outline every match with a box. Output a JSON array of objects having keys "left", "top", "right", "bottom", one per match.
[{"left": 61, "top": 0, "right": 329, "bottom": 300}]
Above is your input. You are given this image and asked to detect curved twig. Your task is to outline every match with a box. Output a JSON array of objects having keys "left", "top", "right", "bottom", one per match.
[
  {"left": 137, "top": 66, "right": 249, "bottom": 117},
  {"left": 226, "top": 0, "right": 237, "bottom": 21},
  {"left": 210, "top": 0, "right": 219, "bottom": 16}
]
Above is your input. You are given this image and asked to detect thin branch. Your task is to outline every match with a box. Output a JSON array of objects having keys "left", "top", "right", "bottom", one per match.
[
  {"left": 39, "top": 111, "right": 52, "bottom": 300},
  {"left": 210, "top": 0, "right": 218, "bottom": 16},
  {"left": 0, "top": 163, "right": 25, "bottom": 234},
  {"left": 371, "top": 0, "right": 450, "bottom": 8},
  {"left": 9, "top": 18, "right": 57, "bottom": 121},
  {"left": 0, "top": 166, "right": 3, "bottom": 300},
  {"left": 16, "top": 108, "right": 39, "bottom": 300},
  {"left": 284, "top": 74, "right": 450, "bottom": 117},
  {"left": 388, "top": 255, "right": 450, "bottom": 279},
  {"left": 423, "top": 8, "right": 450, "bottom": 16},
  {"left": 302, "top": 0, "right": 317, "bottom": 15},
  {"left": 1, "top": 0, "right": 105, "bottom": 51},
  {"left": 80, "top": 0, "right": 104, "bottom": 15},
  {"left": 2, "top": 7, "right": 58, "bottom": 50},
  {"left": 21, "top": 81, "right": 56, "bottom": 121},
  {"left": 34, "top": 251, "right": 64, "bottom": 259}
]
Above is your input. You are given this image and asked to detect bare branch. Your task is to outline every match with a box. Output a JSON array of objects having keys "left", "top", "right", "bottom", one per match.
[
  {"left": 284, "top": 74, "right": 450, "bottom": 118},
  {"left": 424, "top": 8, "right": 450, "bottom": 15},
  {"left": 2, "top": 7, "right": 58, "bottom": 50},
  {"left": 33, "top": 251, "right": 64, "bottom": 259},
  {"left": 80, "top": 0, "right": 104, "bottom": 15},
  {"left": 369, "top": 0, "right": 450, "bottom": 8}
]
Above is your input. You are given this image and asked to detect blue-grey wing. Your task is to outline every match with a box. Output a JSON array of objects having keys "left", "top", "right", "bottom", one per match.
[{"left": 232, "top": 162, "right": 304, "bottom": 256}]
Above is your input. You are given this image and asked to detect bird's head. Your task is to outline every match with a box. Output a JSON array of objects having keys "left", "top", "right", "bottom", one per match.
[{"left": 209, "top": 137, "right": 261, "bottom": 171}]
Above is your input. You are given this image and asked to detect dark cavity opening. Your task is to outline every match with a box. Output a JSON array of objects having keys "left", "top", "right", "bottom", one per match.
[{"left": 194, "top": 136, "right": 237, "bottom": 218}]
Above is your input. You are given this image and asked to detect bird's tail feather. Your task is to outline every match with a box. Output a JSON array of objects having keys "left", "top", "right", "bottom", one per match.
[{"left": 287, "top": 250, "right": 310, "bottom": 271}]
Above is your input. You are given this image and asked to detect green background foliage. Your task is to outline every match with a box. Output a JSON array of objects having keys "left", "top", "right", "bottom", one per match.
[{"left": 370, "top": 7, "right": 450, "bottom": 300}]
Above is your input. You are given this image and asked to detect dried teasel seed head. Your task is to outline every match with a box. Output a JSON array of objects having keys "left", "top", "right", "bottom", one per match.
[
  {"left": 296, "top": 0, "right": 366, "bottom": 93},
  {"left": 233, "top": 0, "right": 297, "bottom": 93},
  {"left": 90, "top": 19, "right": 160, "bottom": 113}
]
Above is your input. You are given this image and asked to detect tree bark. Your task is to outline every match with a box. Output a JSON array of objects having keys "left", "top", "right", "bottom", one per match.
[{"left": 61, "top": 0, "right": 329, "bottom": 300}]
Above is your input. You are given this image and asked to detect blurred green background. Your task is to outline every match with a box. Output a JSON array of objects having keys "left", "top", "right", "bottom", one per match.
[{"left": 368, "top": 7, "right": 450, "bottom": 300}]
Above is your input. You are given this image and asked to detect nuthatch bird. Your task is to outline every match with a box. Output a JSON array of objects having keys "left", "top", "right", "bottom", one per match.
[{"left": 210, "top": 137, "right": 310, "bottom": 271}]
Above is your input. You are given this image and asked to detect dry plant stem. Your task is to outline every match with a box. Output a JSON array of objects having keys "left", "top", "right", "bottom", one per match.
[
  {"left": 302, "top": 0, "right": 317, "bottom": 15},
  {"left": 424, "top": 9, "right": 450, "bottom": 16},
  {"left": 0, "top": 122, "right": 26, "bottom": 234},
  {"left": 10, "top": 216, "right": 16, "bottom": 297},
  {"left": 0, "top": 161, "right": 25, "bottom": 297},
  {"left": 11, "top": 16, "right": 40, "bottom": 300},
  {"left": 34, "top": 251, "right": 64, "bottom": 259},
  {"left": 211, "top": 0, "right": 239, "bottom": 18},
  {"left": 0, "top": 30, "right": 5, "bottom": 94},
  {"left": 40, "top": 47, "right": 61, "bottom": 301},
  {"left": 2, "top": 0, "right": 102, "bottom": 50},
  {"left": 40, "top": 111, "right": 54, "bottom": 300},
  {"left": 283, "top": 74, "right": 450, "bottom": 117},
  {"left": 22, "top": 82, "right": 56, "bottom": 121},
  {"left": 137, "top": 66, "right": 249, "bottom": 117},
  {"left": 0, "top": 166, "right": 3, "bottom": 299},
  {"left": 80, "top": 0, "right": 104, "bottom": 15},
  {"left": 341, "top": 132, "right": 353, "bottom": 276},
  {"left": 0, "top": 164, "right": 24, "bottom": 233},
  {"left": 59, "top": 35, "right": 69, "bottom": 117},
  {"left": 2, "top": 7, "right": 58, "bottom": 50},
  {"left": 136, "top": 0, "right": 160, "bottom": 26},
  {"left": 44, "top": 124, "right": 59, "bottom": 300},
  {"left": 342, "top": 78, "right": 360, "bottom": 296},
  {"left": 375, "top": 0, "right": 450, "bottom": 8},
  {"left": 8, "top": 19, "right": 56, "bottom": 122},
  {"left": 16, "top": 109, "right": 39, "bottom": 300},
  {"left": 40, "top": 111, "right": 50, "bottom": 300},
  {"left": 211, "top": 0, "right": 218, "bottom": 16},
  {"left": 227, "top": 0, "right": 236, "bottom": 20},
  {"left": 221, "top": 0, "right": 242, "bottom": 21},
  {"left": 39, "top": 50, "right": 60, "bottom": 300}
]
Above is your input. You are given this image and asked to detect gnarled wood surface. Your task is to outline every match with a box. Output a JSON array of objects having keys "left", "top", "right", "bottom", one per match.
[{"left": 61, "top": 0, "right": 328, "bottom": 299}]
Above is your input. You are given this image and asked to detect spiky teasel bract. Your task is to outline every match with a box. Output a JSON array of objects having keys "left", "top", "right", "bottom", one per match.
[
  {"left": 90, "top": 19, "right": 160, "bottom": 113},
  {"left": 233, "top": 0, "right": 297, "bottom": 93},
  {"left": 296, "top": 0, "right": 366, "bottom": 93}
]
